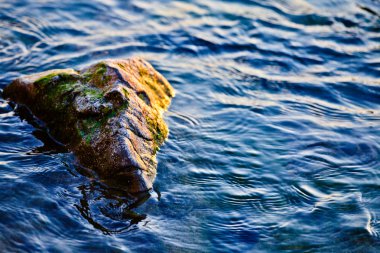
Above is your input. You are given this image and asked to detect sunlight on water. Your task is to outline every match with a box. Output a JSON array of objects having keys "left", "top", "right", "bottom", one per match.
[{"left": 0, "top": 0, "right": 379, "bottom": 252}]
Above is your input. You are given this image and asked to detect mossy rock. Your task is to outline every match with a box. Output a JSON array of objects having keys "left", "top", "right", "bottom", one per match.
[{"left": 3, "top": 57, "right": 175, "bottom": 192}]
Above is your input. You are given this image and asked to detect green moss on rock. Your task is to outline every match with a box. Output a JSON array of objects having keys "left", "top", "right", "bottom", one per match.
[{"left": 82, "top": 62, "right": 112, "bottom": 88}]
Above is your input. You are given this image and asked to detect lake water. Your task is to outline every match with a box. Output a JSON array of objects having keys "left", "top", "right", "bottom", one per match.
[{"left": 0, "top": 0, "right": 380, "bottom": 252}]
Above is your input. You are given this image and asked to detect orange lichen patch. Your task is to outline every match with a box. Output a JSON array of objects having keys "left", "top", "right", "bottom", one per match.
[{"left": 108, "top": 58, "right": 174, "bottom": 111}]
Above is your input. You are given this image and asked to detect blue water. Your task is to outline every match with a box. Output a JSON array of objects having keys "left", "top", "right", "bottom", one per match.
[{"left": 0, "top": 0, "right": 380, "bottom": 252}]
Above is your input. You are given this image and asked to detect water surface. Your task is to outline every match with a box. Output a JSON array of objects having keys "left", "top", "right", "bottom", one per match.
[{"left": 0, "top": 0, "right": 380, "bottom": 252}]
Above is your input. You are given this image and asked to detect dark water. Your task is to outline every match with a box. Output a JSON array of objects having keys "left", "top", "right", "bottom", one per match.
[{"left": 0, "top": 0, "right": 380, "bottom": 252}]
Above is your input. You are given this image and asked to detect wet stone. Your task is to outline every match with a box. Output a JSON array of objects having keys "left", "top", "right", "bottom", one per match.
[{"left": 3, "top": 57, "right": 175, "bottom": 192}]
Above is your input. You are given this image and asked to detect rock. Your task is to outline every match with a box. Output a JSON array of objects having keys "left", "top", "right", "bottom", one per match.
[{"left": 3, "top": 57, "right": 175, "bottom": 192}]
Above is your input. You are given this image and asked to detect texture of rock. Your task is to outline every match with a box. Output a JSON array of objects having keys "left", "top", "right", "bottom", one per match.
[{"left": 3, "top": 57, "right": 175, "bottom": 192}]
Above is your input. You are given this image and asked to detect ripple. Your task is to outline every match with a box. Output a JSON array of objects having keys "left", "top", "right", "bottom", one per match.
[
  {"left": 166, "top": 110, "right": 200, "bottom": 127},
  {"left": 0, "top": 0, "right": 380, "bottom": 252}
]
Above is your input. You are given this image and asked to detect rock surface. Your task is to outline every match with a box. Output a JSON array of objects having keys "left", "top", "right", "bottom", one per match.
[{"left": 3, "top": 57, "right": 175, "bottom": 192}]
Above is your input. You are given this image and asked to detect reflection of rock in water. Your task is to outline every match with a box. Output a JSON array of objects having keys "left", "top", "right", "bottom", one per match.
[
  {"left": 74, "top": 179, "right": 151, "bottom": 235},
  {"left": 3, "top": 57, "right": 175, "bottom": 192}
]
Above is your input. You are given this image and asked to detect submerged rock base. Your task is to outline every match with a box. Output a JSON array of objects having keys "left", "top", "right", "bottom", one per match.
[{"left": 3, "top": 57, "right": 175, "bottom": 192}]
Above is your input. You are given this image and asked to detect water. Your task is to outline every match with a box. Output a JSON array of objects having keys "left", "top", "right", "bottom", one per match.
[{"left": 0, "top": 0, "right": 379, "bottom": 252}]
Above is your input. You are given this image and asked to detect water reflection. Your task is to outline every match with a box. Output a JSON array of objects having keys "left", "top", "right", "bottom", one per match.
[
  {"left": 74, "top": 180, "right": 150, "bottom": 235},
  {"left": 0, "top": 0, "right": 380, "bottom": 251}
]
